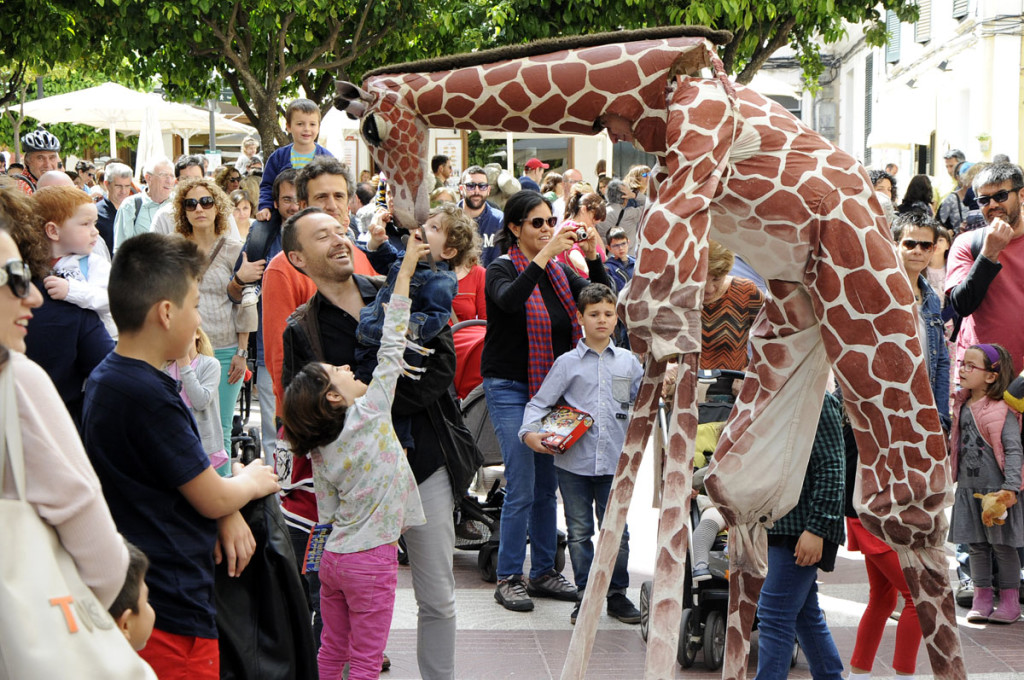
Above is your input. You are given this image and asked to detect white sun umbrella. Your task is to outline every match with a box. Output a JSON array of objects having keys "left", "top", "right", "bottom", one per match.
[
  {"left": 134, "top": 106, "right": 166, "bottom": 181},
  {"left": 11, "top": 82, "right": 255, "bottom": 157}
]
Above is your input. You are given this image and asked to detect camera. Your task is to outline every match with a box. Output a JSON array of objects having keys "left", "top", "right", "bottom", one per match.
[{"left": 573, "top": 226, "right": 588, "bottom": 242}]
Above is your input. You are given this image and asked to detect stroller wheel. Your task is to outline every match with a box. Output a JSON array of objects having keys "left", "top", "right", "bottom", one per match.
[
  {"left": 478, "top": 545, "right": 498, "bottom": 583},
  {"left": 677, "top": 608, "right": 699, "bottom": 668},
  {"left": 639, "top": 580, "right": 652, "bottom": 642},
  {"left": 702, "top": 609, "right": 726, "bottom": 671}
]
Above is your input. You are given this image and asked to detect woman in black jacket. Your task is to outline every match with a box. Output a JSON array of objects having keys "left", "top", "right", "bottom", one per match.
[{"left": 481, "top": 190, "right": 612, "bottom": 612}]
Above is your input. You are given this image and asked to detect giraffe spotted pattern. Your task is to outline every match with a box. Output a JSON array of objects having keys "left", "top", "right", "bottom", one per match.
[{"left": 334, "top": 33, "right": 965, "bottom": 680}]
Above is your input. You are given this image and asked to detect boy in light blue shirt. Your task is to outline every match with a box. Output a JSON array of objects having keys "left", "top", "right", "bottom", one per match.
[{"left": 519, "top": 283, "right": 644, "bottom": 625}]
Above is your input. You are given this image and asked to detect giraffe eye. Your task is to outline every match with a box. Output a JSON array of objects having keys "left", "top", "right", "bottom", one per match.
[{"left": 361, "top": 113, "right": 388, "bottom": 147}]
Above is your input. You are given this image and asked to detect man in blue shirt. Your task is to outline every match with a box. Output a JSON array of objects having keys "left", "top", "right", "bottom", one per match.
[
  {"left": 459, "top": 165, "right": 504, "bottom": 267},
  {"left": 518, "top": 157, "right": 547, "bottom": 193},
  {"left": 519, "top": 283, "right": 644, "bottom": 625}
]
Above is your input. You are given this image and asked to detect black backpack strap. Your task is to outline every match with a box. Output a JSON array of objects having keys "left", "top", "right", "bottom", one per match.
[{"left": 131, "top": 193, "right": 146, "bottom": 230}]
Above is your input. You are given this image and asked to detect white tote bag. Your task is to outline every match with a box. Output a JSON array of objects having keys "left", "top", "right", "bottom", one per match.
[{"left": 0, "top": 365, "right": 157, "bottom": 679}]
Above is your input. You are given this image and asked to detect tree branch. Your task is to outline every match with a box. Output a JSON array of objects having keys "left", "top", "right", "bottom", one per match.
[
  {"left": 283, "top": 19, "right": 342, "bottom": 79},
  {"left": 0, "top": 62, "right": 27, "bottom": 109},
  {"left": 736, "top": 17, "right": 797, "bottom": 84},
  {"left": 271, "top": 12, "right": 297, "bottom": 85},
  {"left": 223, "top": 70, "right": 260, "bottom": 125},
  {"left": 721, "top": 26, "right": 746, "bottom": 75},
  {"left": 308, "top": 29, "right": 390, "bottom": 72}
]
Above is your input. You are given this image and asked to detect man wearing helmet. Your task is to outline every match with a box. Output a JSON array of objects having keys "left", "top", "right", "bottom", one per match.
[{"left": 13, "top": 128, "right": 61, "bottom": 194}]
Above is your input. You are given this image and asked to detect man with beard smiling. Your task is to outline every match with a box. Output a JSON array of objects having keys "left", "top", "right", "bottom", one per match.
[
  {"left": 946, "top": 163, "right": 1024, "bottom": 374},
  {"left": 280, "top": 206, "right": 458, "bottom": 679},
  {"left": 459, "top": 165, "right": 503, "bottom": 267}
]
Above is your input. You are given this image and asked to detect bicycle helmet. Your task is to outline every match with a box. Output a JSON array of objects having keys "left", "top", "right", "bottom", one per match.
[{"left": 21, "top": 129, "right": 61, "bottom": 153}]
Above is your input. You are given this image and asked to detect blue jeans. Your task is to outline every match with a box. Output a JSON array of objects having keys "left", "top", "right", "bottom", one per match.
[
  {"left": 756, "top": 544, "right": 843, "bottom": 680},
  {"left": 483, "top": 377, "right": 558, "bottom": 580},
  {"left": 556, "top": 469, "right": 630, "bottom": 595}
]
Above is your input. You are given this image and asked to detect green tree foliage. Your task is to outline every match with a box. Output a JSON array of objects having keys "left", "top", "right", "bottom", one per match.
[
  {"left": 75, "top": 0, "right": 431, "bottom": 155},
  {"left": 422, "top": 0, "right": 919, "bottom": 87}
]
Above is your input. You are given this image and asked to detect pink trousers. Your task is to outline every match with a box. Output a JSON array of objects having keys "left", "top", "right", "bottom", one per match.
[{"left": 317, "top": 544, "right": 398, "bottom": 680}]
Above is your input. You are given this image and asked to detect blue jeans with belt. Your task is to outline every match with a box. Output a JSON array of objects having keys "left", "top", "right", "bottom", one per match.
[
  {"left": 756, "top": 544, "right": 843, "bottom": 679},
  {"left": 483, "top": 377, "right": 558, "bottom": 580}
]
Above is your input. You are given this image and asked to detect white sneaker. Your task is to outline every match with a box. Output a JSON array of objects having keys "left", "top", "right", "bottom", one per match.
[{"left": 240, "top": 285, "right": 259, "bottom": 308}]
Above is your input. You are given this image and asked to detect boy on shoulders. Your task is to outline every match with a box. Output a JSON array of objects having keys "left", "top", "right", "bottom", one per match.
[
  {"left": 519, "top": 283, "right": 644, "bottom": 625},
  {"left": 82, "top": 233, "right": 280, "bottom": 679}
]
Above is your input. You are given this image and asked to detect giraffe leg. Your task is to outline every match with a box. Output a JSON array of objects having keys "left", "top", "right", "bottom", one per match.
[
  {"left": 643, "top": 354, "right": 699, "bottom": 680},
  {"left": 560, "top": 359, "right": 666, "bottom": 680},
  {"left": 705, "top": 284, "right": 832, "bottom": 680},
  {"left": 807, "top": 207, "right": 965, "bottom": 679}
]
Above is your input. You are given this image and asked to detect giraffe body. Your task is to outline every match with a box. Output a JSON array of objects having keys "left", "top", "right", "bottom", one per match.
[{"left": 335, "top": 29, "right": 965, "bottom": 679}]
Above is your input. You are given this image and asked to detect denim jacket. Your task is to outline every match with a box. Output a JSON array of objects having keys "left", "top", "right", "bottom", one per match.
[{"left": 918, "top": 274, "right": 951, "bottom": 431}]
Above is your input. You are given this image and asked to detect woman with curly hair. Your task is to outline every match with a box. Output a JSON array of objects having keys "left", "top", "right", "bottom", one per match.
[
  {"left": 214, "top": 164, "right": 243, "bottom": 196},
  {"left": 173, "top": 177, "right": 261, "bottom": 473}
]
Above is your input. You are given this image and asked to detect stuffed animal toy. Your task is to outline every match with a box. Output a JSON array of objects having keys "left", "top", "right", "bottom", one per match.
[
  {"left": 973, "top": 490, "right": 1016, "bottom": 527},
  {"left": 483, "top": 163, "right": 521, "bottom": 210},
  {"left": 1004, "top": 369, "right": 1024, "bottom": 412}
]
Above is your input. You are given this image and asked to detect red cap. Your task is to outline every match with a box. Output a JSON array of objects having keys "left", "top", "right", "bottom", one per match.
[{"left": 524, "top": 158, "right": 549, "bottom": 170}]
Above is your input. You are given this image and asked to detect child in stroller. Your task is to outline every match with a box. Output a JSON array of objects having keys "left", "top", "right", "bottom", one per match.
[{"left": 640, "top": 370, "right": 800, "bottom": 671}]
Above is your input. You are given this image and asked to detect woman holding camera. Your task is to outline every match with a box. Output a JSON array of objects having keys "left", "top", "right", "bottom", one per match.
[
  {"left": 481, "top": 190, "right": 611, "bottom": 612},
  {"left": 556, "top": 186, "right": 608, "bottom": 278}
]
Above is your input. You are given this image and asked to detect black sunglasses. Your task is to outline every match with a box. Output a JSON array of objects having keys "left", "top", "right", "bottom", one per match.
[
  {"left": 976, "top": 186, "right": 1023, "bottom": 207},
  {"left": 184, "top": 196, "right": 217, "bottom": 211},
  {"left": 521, "top": 216, "right": 558, "bottom": 229},
  {"left": 0, "top": 259, "right": 32, "bottom": 299},
  {"left": 900, "top": 239, "right": 934, "bottom": 251},
  {"left": 463, "top": 182, "right": 489, "bottom": 191}
]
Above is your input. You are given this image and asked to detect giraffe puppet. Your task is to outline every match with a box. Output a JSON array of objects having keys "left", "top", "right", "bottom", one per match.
[{"left": 334, "top": 26, "right": 965, "bottom": 679}]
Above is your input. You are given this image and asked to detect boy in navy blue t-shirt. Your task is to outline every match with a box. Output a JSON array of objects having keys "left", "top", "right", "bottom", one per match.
[{"left": 82, "top": 233, "right": 280, "bottom": 678}]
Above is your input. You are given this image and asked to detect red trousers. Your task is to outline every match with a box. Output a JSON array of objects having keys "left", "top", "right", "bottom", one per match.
[
  {"left": 850, "top": 549, "right": 922, "bottom": 674},
  {"left": 139, "top": 628, "right": 218, "bottom": 680}
]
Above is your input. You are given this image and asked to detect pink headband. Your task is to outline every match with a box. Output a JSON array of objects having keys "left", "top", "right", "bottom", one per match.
[{"left": 975, "top": 344, "right": 1001, "bottom": 367}]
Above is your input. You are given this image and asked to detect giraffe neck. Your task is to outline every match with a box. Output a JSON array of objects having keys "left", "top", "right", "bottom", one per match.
[{"left": 368, "top": 37, "right": 715, "bottom": 139}]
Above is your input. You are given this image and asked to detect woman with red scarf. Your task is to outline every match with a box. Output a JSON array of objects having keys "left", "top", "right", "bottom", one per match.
[{"left": 481, "top": 190, "right": 612, "bottom": 613}]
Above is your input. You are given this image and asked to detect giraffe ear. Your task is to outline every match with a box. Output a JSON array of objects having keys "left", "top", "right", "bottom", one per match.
[{"left": 334, "top": 80, "right": 373, "bottom": 119}]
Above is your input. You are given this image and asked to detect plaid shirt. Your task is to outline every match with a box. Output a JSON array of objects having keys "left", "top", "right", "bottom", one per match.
[{"left": 767, "top": 391, "right": 846, "bottom": 547}]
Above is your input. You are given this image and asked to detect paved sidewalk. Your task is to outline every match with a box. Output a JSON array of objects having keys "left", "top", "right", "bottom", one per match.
[{"left": 247, "top": 391, "right": 1024, "bottom": 678}]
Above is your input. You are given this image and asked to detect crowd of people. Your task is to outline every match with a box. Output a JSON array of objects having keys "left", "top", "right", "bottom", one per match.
[{"left": 3, "top": 96, "right": 1024, "bottom": 680}]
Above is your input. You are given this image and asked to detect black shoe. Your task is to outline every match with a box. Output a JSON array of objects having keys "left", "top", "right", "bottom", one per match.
[
  {"left": 956, "top": 577, "right": 974, "bottom": 609},
  {"left": 570, "top": 600, "right": 580, "bottom": 625},
  {"left": 381, "top": 653, "right": 391, "bottom": 672},
  {"left": 526, "top": 570, "right": 578, "bottom": 601},
  {"left": 495, "top": 575, "right": 534, "bottom": 612},
  {"left": 607, "top": 592, "right": 642, "bottom": 624}
]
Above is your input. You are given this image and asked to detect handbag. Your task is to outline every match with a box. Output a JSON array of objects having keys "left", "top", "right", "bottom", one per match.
[
  {"left": 428, "top": 391, "right": 484, "bottom": 497},
  {"left": 0, "top": 365, "right": 157, "bottom": 680}
]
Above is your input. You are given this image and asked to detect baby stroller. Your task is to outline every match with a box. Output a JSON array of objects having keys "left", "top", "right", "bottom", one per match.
[
  {"left": 638, "top": 370, "right": 799, "bottom": 670},
  {"left": 450, "top": 319, "right": 567, "bottom": 581},
  {"left": 230, "top": 359, "right": 262, "bottom": 465}
]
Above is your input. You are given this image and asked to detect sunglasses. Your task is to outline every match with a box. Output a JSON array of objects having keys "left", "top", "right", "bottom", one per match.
[
  {"left": 521, "top": 216, "right": 558, "bottom": 229},
  {"left": 0, "top": 259, "right": 32, "bottom": 299},
  {"left": 976, "top": 186, "right": 1023, "bottom": 207},
  {"left": 184, "top": 196, "right": 217, "bottom": 211},
  {"left": 463, "top": 182, "right": 489, "bottom": 191},
  {"left": 900, "top": 239, "right": 934, "bottom": 251}
]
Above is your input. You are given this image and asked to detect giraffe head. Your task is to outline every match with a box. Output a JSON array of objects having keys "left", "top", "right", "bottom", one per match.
[{"left": 335, "top": 80, "right": 433, "bottom": 229}]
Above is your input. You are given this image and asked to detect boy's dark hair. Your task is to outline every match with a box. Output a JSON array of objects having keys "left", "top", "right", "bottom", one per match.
[
  {"left": 431, "top": 155, "right": 449, "bottom": 174},
  {"left": 109, "top": 233, "right": 204, "bottom": 333},
  {"left": 295, "top": 156, "right": 352, "bottom": 203},
  {"left": 272, "top": 168, "right": 298, "bottom": 204},
  {"left": 280, "top": 207, "right": 327, "bottom": 266},
  {"left": 576, "top": 283, "right": 617, "bottom": 312},
  {"left": 286, "top": 98, "right": 320, "bottom": 124},
  {"left": 971, "top": 343, "right": 1015, "bottom": 400},
  {"left": 891, "top": 210, "right": 940, "bottom": 243},
  {"left": 282, "top": 362, "right": 347, "bottom": 456},
  {"left": 109, "top": 541, "right": 149, "bottom": 619},
  {"left": 174, "top": 154, "right": 205, "bottom": 179},
  {"left": 607, "top": 227, "right": 628, "bottom": 244}
]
